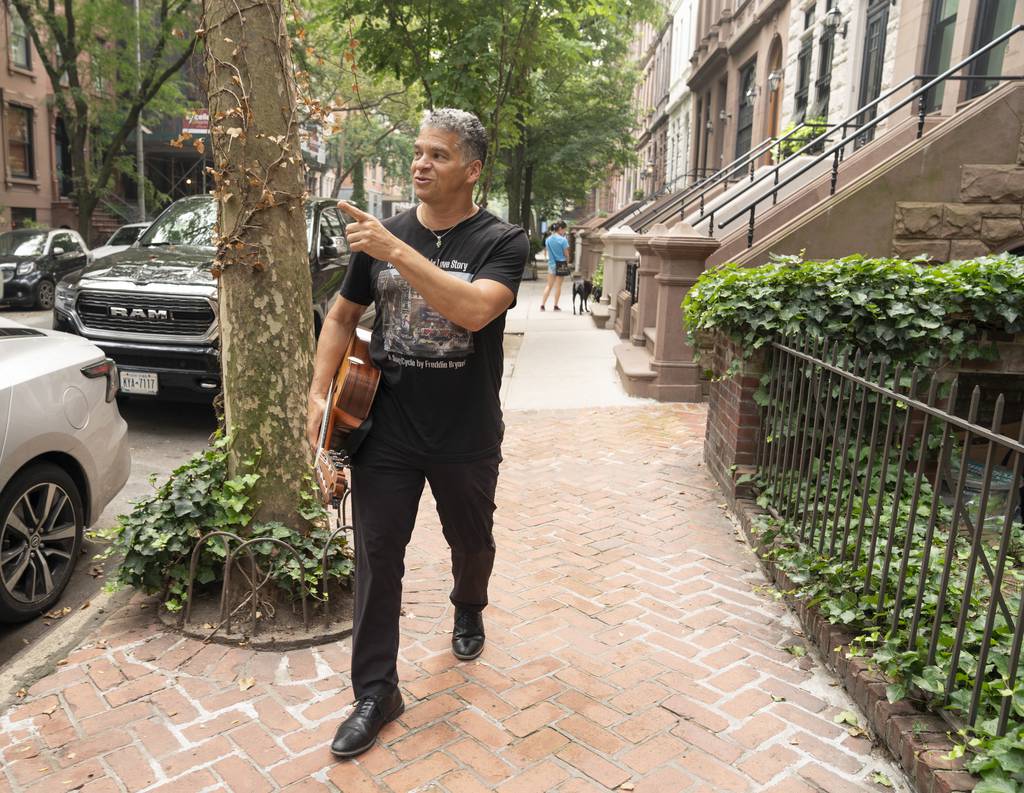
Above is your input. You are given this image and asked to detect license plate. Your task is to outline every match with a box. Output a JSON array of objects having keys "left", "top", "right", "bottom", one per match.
[{"left": 119, "top": 370, "right": 158, "bottom": 395}]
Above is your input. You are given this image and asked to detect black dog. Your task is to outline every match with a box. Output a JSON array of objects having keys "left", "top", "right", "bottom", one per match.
[{"left": 572, "top": 277, "right": 594, "bottom": 314}]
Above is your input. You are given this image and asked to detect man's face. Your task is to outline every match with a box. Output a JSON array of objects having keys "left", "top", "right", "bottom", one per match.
[{"left": 411, "top": 127, "right": 481, "bottom": 204}]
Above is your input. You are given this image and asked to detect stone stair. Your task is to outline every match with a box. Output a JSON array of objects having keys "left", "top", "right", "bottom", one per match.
[{"left": 724, "top": 81, "right": 1024, "bottom": 265}]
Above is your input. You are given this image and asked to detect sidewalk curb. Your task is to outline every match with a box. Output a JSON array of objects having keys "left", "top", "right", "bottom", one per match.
[
  {"left": 0, "top": 585, "right": 133, "bottom": 713},
  {"left": 732, "top": 497, "right": 978, "bottom": 793}
]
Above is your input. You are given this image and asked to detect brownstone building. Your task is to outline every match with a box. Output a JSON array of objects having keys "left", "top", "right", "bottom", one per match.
[{"left": 0, "top": 4, "right": 71, "bottom": 231}]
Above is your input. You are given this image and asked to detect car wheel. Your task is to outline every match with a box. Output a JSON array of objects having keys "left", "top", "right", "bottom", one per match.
[
  {"left": 0, "top": 464, "right": 84, "bottom": 623},
  {"left": 36, "top": 280, "right": 55, "bottom": 310}
]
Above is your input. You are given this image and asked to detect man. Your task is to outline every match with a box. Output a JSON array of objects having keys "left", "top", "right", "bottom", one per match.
[
  {"left": 306, "top": 108, "right": 528, "bottom": 759},
  {"left": 540, "top": 221, "right": 569, "bottom": 311}
]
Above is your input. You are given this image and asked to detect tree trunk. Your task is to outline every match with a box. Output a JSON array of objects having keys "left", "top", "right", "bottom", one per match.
[
  {"left": 520, "top": 161, "right": 533, "bottom": 236},
  {"left": 505, "top": 108, "right": 528, "bottom": 228},
  {"left": 204, "top": 0, "right": 314, "bottom": 530},
  {"left": 350, "top": 158, "right": 366, "bottom": 209}
]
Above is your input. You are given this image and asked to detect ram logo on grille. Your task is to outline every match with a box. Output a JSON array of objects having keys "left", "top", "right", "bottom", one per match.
[{"left": 109, "top": 306, "right": 173, "bottom": 321}]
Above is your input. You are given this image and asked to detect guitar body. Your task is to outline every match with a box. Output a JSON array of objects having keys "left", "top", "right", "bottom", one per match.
[
  {"left": 327, "top": 327, "right": 380, "bottom": 450},
  {"left": 315, "top": 327, "right": 380, "bottom": 507}
]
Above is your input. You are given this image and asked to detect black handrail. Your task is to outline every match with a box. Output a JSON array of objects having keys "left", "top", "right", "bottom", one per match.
[
  {"left": 691, "top": 74, "right": 918, "bottom": 232},
  {"left": 718, "top": 23, "right": 1024, "bottom": 248},
  {"left": 636, "top": 118, "right": 822, "bottom": 233}
]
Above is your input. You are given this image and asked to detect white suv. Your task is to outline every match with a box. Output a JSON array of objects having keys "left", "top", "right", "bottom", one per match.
[{"left": 0, "top": 317, "right": 130, "bottom": 621}]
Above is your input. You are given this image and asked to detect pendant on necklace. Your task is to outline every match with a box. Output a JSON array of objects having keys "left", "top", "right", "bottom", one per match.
[{"left": 436, "top": 239, "right": 442, "bottom": 249}]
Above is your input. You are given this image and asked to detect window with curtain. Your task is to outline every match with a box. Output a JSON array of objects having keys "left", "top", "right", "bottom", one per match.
[
  {"left": 6, "top": 105, "right": 34, "bottom": 178},
  {"left": 8, "top": 9, "right": 29, "bottom": 69}
]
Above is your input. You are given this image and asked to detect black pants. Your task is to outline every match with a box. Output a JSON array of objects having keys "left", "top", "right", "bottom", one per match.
[{"left": 349, "top": 436, "right": 500, "bottom": 699}]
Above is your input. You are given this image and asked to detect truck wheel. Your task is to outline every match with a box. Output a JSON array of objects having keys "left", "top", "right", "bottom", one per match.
[
  {"left": 0, "top": 464, "right": 84, "bottom": 623},
  {"left": 36, "top": 280, "right": 55, "bottom": 310}
]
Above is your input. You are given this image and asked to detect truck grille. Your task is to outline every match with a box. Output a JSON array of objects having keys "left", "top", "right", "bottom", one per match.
[{"left": 76, "top": 291, "right": 215, "bottom": 336}]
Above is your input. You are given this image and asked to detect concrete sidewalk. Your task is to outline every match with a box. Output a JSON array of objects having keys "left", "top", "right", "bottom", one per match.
[{"left": 0, "top": 283, "right": 909, "bottom": 793}]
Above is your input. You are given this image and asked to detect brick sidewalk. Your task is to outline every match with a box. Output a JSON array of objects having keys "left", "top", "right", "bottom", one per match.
[{"left": 0, "top": 406, "right": 907, "bottom": 793}]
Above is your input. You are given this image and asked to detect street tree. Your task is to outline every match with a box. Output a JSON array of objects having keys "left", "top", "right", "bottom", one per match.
[
  {"left": 291, "top": 1, "right": 419, "bottom": 203},
  {"left": 10, "top": 0, "right": 199, "bottom": 235},
  {"left": 326, "top": 0, "right": 655, "bottom": 211},
  {"left": 504, "top": 12, "right": 641, "bottom": 230},
  {"left": 203, "top": 0, "right": 314, "bottom": 526}
]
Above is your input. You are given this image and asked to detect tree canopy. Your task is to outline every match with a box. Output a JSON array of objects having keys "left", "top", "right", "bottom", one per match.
[{"left": 313, "top": 0, "right": 657, "bottom": 225}]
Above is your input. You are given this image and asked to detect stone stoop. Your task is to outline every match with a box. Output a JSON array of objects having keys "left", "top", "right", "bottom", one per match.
[
  {"left": 892, "top": 134, "right": 1024, "bottom": 260},
  {"left": 590, "top": 301, "right": 611, "bottom": 328},
  {"left": 613, "top": 341, "right": 657, "bottom": 397}
]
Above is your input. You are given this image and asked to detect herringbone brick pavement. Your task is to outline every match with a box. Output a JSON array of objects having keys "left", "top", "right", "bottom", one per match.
[{"left": 0, "top": 406, "right": 908, "bottom": 793}]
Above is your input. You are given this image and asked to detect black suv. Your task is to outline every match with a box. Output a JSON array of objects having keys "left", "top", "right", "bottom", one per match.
[
  {"left": 53, "top": 195, "right": 362, "bottom": 401},
  {"left": 0, "top": 228, "right": 90, "bottom": 309}
]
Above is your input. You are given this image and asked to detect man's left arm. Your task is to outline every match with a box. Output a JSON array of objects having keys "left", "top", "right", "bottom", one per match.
[{"left": 339, "top": 201, "right": 527, "bottom": 332}]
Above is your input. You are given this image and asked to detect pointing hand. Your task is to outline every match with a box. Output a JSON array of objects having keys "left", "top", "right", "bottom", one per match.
[{"left": 338, "top": 201, "right": 405, "bottom": 262}]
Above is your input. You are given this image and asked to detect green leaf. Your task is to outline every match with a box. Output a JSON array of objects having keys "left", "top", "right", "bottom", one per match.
[{"left": 885, "top": 684, "right": 907, "bottom": 703}]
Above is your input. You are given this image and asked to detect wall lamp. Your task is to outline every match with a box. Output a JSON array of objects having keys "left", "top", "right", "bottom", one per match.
[
  {"left": 767, "top": 70, "right": 783, "bottom": 93},
  {"left": 719, "top": 108, "right": 731, "bottom": 121},
  {"left": 823, "top": 6, "right": 848, "bottom": 39}
]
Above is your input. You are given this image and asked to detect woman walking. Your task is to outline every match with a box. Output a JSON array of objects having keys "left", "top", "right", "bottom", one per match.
[{"left": 540, "top": 221, "right": 569, "bottom": 311}]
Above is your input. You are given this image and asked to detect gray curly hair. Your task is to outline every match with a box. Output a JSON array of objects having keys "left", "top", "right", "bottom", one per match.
[{"left": 421, "top": 108, "right": 488, "bottom": 166}]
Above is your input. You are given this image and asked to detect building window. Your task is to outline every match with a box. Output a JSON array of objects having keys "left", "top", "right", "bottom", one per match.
[
  {"left": 736, "top": 57, "right": 757, "bottom": 157},
  {"left": 9, "top": 9, "right": 30, "bottom": 69},
  {"left": 924, "top": 0, "right": 959, "bottom": 111},
  {"left": 10, "top": 207, "right": 36, "bottom": 228},
  {"left": 795, "top": 37, "right": 813, "bottom": 123},
  {"left": 967, "top": 0, "right": 1015, "bottom": 99},
  {"left": 6, "top": 105, "right": 34, "bottom": 178},
  {"left": 815, "top": 15, "right": 836, "bottom": 119}
]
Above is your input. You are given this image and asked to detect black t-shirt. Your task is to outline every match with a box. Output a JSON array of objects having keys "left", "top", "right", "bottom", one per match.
[{"left": 340, "top": 207, "right": 528, "bottom": 462}]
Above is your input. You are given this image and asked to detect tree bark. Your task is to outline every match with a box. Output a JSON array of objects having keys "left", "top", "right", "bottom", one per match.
[
  {"left": 520, "top": 161, "right": 533, "bottom": 236},
  {"left": 204, "top": 0, "right": 314, "bottom": 530}
]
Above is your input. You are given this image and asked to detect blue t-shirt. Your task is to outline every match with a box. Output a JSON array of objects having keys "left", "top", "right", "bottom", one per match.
[{"left": 545, "top": 233, "right": 569, "bottom": 265}]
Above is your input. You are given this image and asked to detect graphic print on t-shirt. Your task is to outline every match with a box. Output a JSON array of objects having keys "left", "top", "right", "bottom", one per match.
[{"left": 377, "top": 267, "right": 474, "bottom": 362}]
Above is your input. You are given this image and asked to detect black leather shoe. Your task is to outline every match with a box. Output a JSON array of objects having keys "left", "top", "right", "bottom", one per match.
[
  {"left": 452, "top": 608, "right": 485, "bottom": 660},
  {"left": 330, "top": 688, "right": 404, "bottom": 758}
]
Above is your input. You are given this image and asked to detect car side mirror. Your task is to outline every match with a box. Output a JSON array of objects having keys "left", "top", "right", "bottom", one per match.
[{"left": 52, "top": 246, "right": 68, "bottom": 257}]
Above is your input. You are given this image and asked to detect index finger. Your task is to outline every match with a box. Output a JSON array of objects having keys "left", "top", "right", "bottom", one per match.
[{"left": 337, "top": 200, "right": 374, "bottom": 222}]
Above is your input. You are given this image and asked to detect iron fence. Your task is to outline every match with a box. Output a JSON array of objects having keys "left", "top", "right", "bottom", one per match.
[
  {"left": 756, "top": 338, "right": 1024, "bottom": 735},
  {"left": 625, "top": 259, "right": 639, "bottom": 305},
  {"left": 180, "top": 488, "right": 354, "bottom": 641}
]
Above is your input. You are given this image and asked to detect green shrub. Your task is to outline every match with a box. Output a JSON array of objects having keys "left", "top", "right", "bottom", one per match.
[
  {"left": 696, "top": 251, "right": 1024, "bottom": 788},
  {"left": 683, "top": 253, "right": 1024, "bottom": 370},
  {"left": 774, "top": 117, "right": 829, "bottom": 160},
  {"left": 593, "top": 259, "right": 604, "bottom": 290},
  {"left": 96, "top": 434, "right": 353, "bottom": 613}
]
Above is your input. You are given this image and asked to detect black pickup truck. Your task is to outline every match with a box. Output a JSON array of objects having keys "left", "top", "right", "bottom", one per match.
[{"left": 52, "top": 195, "right": 363, "bottom": 401}]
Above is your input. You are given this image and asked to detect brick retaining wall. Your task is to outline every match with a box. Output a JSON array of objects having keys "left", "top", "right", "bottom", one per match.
[{"left": 703, "top": 333, "right": 765, "bottom": 506}]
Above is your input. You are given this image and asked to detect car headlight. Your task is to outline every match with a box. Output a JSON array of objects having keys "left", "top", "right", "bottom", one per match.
[
  {"left": 16, "top": 261, "right": 35, "bottom": 275},
  {"left": 55, "top": 281, "right": 76, "bottom": 310}
]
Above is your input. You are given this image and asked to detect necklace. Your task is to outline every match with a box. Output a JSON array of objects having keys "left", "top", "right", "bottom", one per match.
[{"left": 419, "top": 205, "right": 478, "bottom": 249}]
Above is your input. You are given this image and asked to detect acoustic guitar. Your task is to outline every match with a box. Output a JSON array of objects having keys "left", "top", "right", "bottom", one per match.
[{"left": 314, "top": 327, "right": 380, "bottom": 507}]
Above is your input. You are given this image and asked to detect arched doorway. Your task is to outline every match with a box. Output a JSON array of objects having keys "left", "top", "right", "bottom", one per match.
[{"left": 765, "top": 36, "right": 784, "bottom": 161}]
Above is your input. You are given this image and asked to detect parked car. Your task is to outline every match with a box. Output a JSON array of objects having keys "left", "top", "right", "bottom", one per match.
[
  {"left": 91, "top": 222, "right": 151, "bottom": 261},
  {"left": 53, "top": 195, "right": 365, "bottom": 402},
  {"left": 0, "top": 228, "right": 91, "bottom": 310},
  {"left": 0, "top": 317, "right": 130, "bottom": 622}
]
